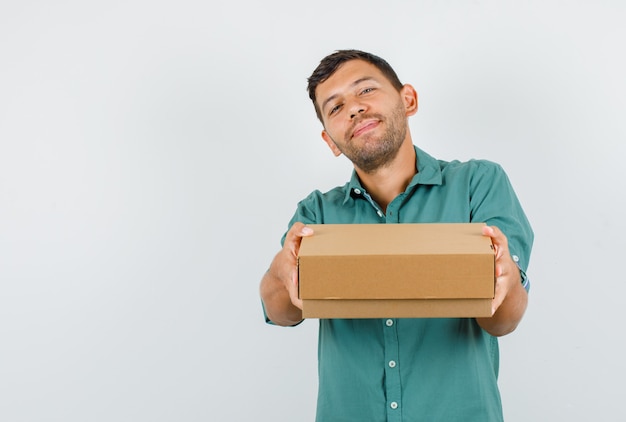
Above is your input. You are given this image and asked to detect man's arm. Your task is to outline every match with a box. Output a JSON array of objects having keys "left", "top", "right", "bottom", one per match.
[
  {"left": 475, "top": 225, "right": 528, "bottom": 337},
  {"left": 260, "top": 223, "right": 313, "bottom": 326}
]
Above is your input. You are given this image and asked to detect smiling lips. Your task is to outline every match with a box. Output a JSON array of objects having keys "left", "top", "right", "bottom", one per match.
[{"left": 350, "top": 119, "right": 380, "bottom": 139}]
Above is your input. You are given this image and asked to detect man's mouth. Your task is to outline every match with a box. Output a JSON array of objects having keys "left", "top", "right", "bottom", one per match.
[{"left": 351, "top": 119, "right": 380, "bottom": 139}]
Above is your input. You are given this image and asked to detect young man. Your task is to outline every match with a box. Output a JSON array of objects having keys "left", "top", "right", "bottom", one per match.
[{"left": 260, "top": 50, "right": 533, "bottom": 421}]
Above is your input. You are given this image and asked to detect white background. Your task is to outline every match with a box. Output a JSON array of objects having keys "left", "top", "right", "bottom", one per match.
[{"left": 1, "top": 1, "right": 625, "bottom": 421}]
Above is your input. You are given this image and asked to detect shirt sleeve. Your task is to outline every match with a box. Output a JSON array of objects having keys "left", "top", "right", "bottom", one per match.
[
  {"left": 280, "top": 190, "right": 325, "bottom": 246},
  {"left": 468, "top": 160, "right": 534, "bottom": 289}
]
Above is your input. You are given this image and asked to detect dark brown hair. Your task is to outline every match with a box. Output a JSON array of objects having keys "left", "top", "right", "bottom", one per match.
[{"left": 307, "top": 50, "right": 404, "bottom": 122}]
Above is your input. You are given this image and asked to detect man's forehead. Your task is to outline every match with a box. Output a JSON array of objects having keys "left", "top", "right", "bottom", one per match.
[
  {"left": 317, "top": 60, "right": 384, "bottom": 107},
  {"left": 320, "top": 60, "right": 382, "bottom": 90}
]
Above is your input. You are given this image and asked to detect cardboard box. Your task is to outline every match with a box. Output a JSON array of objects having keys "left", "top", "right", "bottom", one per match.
[{"left": 297, "top": 223, "right": 495, "bottom": 318}]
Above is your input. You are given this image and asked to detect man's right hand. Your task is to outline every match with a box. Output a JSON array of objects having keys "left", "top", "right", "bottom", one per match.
[
  {"left": 260, "top": 222, "right": 314, "bottom": 325},
  {"left": 275, "top": 222, "right": 315, "bottom": 309}
]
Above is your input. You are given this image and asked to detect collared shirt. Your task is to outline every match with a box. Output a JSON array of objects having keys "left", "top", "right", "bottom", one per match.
[{"left": 270, "top": 146, "right": 533, "bottom": 422}]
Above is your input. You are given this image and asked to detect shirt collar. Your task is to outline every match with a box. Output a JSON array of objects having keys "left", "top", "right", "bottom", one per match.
[{"left": 343, "top": 145, "right": 443, "bottom": 204}]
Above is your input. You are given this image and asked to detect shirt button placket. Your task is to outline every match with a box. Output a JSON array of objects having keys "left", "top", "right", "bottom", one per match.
[
  {"left": 386, "top": 203, "right": 400, "bottom": 223},
  {"left": 383, "top": 318, "right": 401, "bottom": 421}
]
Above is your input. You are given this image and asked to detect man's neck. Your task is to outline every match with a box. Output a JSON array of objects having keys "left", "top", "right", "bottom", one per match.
[{"left": 354, "top": 140, "right": 417, "bottom": 213}]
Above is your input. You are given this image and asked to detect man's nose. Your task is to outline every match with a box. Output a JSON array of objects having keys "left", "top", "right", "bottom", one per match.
[{"left": 348, "top": 100, "right": 366, "bottom": 119}]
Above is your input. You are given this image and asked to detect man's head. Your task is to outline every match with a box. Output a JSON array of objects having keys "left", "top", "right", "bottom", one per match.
[
  {"left": 307, "top": 50, "right": 418, "bottom": 174},
  {"left": 307, "top": 50, "right": 404, "bottom": 123}
]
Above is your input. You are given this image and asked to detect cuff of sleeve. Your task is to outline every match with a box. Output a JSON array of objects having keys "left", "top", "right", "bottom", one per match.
[
  {"left": 517, "top": 265, "right": 530, "bottom": 292},
  {"left": 511, "top": 254, "right": 530, "bottom": 292}
]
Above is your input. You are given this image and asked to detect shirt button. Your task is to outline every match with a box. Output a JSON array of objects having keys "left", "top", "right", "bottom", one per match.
[
  {"left": 386, "top": 319, "right": 394, "bottom": 326},
  {"left": 512, "top": 255, "right": 520, "bottom": 262},
  {"left": 353, "top": 188, "right": 361, "bottom": 195},
  {"left": 388, "top": 360, "right": 396, "bottom": 368},
  {"left": 390, "top": 402, "right": 398, "bottom": 410}
]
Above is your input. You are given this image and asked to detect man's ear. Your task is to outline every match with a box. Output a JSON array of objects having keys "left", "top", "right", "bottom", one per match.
[
  {"left": 401, "top": 84, "right": 418, "bottom": 117},
  {"left": 321, "top": 130, "right": 342, "bottom": 157}
]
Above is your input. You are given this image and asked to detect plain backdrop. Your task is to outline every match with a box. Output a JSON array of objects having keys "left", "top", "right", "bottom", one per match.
[{"left": 1, "top": 1, "right": 625, "bottom": 421}]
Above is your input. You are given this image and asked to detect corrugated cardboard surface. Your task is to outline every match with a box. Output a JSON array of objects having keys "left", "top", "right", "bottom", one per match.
[{"left": 298, "top": 223, "right": 495, "bottom": 318}]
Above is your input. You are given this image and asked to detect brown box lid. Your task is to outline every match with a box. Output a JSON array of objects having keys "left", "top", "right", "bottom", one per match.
[{"left": 298, "top": 223, "right": 495, "bottom": 303}]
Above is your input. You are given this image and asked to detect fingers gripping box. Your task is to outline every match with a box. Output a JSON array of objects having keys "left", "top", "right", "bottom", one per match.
[{"left": 297, "top": 223, "right": 495, "bottom": 319}]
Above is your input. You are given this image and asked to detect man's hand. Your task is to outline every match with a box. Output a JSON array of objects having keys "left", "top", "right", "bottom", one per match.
[
  {"left": 482, "top": 225, "right": 520, "bottom": 314},
  {"left": 476, "top": 225, "right": 528, "bottom": 336},
  {"left": 275, "top": 222, "right": 314, "bottom": 310},
  {"left": 260, "top": 222, "right": 314, "bottom": 325}
]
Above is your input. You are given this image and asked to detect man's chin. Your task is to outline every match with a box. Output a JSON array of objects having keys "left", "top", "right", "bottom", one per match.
[
  {"left": 352, "top": 148, "right": 401, "bottom": 173},
  {"left": 353, "top": 155, "right": 390, "bottom": 174}
]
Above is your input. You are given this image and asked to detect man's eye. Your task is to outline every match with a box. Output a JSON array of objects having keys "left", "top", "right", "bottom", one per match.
[
  {"left": 361, "top": 87, "right": 375, "bottom": 94},
  {"left": 329, "top": 104, "right": 341, "bottom": 115}
]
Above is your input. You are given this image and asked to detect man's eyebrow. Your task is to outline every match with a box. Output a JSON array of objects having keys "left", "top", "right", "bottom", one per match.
[{"left": 320, "top": 76, "right": 377, "bottom": 113}]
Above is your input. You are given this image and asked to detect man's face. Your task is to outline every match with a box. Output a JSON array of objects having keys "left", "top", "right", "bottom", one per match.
[{"left": 316, "top": 59, "right": 415, "bottom": 173}]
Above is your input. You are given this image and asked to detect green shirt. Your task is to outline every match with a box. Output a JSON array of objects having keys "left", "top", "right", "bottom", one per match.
[{"left": 276, "top": 146, "right": 533, "bottom": 422}]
